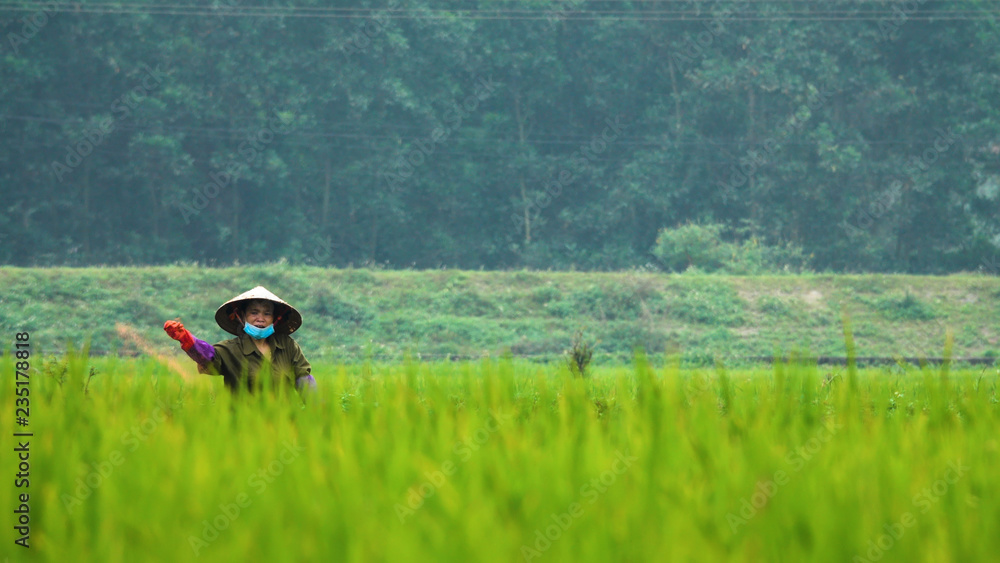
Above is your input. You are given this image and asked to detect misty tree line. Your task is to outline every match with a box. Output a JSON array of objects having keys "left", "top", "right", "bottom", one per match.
[{"left": 2, "top": 1, "right": 999, "bottom": 272}]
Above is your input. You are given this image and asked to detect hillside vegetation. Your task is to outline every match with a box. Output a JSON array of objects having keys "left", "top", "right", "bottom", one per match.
[
  {"left": 4, "top": 2, "right": 999, "bottom": 272},
  {"left": 1, "top": 267, "right": 998, "bottom": 363}
]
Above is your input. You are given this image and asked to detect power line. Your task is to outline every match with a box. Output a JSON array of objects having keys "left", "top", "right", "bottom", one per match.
[
  {"left": 3, "top": 1, "right": 998, "bottom": 8},
  {"left": 0, "top": 2, "right": 998, "bottom": 20}
]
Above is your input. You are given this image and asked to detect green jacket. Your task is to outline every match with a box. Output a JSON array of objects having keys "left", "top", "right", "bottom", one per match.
[{"left": 198, "top": 332, "right": 312, "bottom": 392}]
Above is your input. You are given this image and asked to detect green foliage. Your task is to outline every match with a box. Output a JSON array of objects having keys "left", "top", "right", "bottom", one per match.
[
  {"left": 653, "top": 224, "right": 811, "bottom": 274},
  {"left": 305, "top": 286, "right": 373, "bottom": 326},
  {"left": 700, "top": 327, "right": 737, "bottom": 350},
  {"left": 567, "top": 285, "right": 643, "bottom": 321},
  {"left": 3, "top": 267, "right": 999, "bottom": 362},
  {"left": 872, "top": 292, "right": 939, "bottom": 321},
  {"left": 530, "top": 285, "right": 561, "bottom": 305},
  {"left": 543, "top": 300, "right": 575, "bottom": 319},
  {"left": 652, "top": 223, "right": 732, "bottom": 272},
  {"left": 758, "top": 296, "right": 793, "bottom": 317},
  {"left": 565, "top": 330, "right": 596, "bottom": 377},
  {"left": 602, "top": 323, "right": 666, "bottom": 356},
  {"left": 109, "top": 297, "right": 167, "bottom": 327},
  {"left": 433, "top": 289, "right": 498, "bottom": 317},
  {"left": 665, "top": 279, "right": 747, "bottom": 326},
  {"left": 2, "top": 3, "right": 998, "bottom": 273}
]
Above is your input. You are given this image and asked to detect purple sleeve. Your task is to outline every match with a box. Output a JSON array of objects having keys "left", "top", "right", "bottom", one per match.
[
  {"left": 296, "top": 374, "right": 317, "bottom": 392},
  {"left": 184, "top": 337, "right": 216, "bottom": 367}
]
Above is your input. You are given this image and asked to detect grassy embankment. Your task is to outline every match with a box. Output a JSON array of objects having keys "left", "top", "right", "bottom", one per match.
[{"left": 0, "top": 266, "right": 997, "bottom": 363}]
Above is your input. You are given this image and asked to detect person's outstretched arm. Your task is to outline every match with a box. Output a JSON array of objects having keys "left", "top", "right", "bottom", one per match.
[{"left": 164, "top": 320, "right": 216, "bottom": 368}]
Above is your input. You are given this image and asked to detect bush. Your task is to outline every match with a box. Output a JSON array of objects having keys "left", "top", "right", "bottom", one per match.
[
  {"left": 652, "top": 223, "right": 811, "bottom": 274},
  {"left": 433, "top": 289, "right": 498, "bottom": 317},
  {"left": 873, "top": 292, "right": 938, "bottom": 321},
  {"left": 568, "top": 285, "right": 642, "bottom": 321},
  {"left": 757, "top": 296, "right": 792, "bottom": 317},
  {"left": 530, "top": 286, "right": 561, "bottom": 305},
  {"left": 666, "top": 280, "right": 747, "bottom": 326},
  {"left": 603, "top": 323, "right": 666, "bottom": 354},
  {"left": 544, "top": 300, "right": 575, "bottom": 318},
  {"left": 652, "top": 223, "right": 731, "bottom": 272},
  {"left": 565, "top": 330, "right": 596, "bottom": 377},
  {"left": 306, "top": 287, "right": 373, "bottom": 326}
]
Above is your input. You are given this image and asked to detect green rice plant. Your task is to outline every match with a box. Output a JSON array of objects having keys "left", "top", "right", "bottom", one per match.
[{"left": 1, "top": 346, "right": 996, "bottom": 562}]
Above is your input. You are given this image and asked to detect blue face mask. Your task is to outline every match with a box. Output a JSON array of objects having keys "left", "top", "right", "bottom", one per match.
[{"left": 244, "top": 322, "right": 275, "bottom": 340}]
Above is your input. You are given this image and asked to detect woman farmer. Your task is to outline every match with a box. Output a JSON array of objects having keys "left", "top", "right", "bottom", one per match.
[{"left": 163, "top": 286, "right": 317, "bottom": 395}]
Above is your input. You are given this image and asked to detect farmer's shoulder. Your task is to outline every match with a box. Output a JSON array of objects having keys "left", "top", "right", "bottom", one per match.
[
  {"left": 274, "top": 332, "right": 301, "bottom": 348},
  {"left": 214, "top": 335, "right": 245, "bottom": 354}
]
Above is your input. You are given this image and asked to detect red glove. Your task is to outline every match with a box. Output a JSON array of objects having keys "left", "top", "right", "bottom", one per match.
[{"left": 164, "top": 320, "right": 195, "bottom": 350}]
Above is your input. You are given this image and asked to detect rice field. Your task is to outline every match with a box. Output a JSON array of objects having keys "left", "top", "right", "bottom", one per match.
[{"left": 2, "top": 351, "right": 998, "bottom": 562}]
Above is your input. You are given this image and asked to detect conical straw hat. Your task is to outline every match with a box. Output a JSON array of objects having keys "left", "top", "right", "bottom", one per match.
[{"left": 215, "top": 286, "right": 303, "bottom": 336}]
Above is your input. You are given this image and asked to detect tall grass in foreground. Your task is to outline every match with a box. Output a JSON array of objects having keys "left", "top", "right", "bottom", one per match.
[{"left": 1, "top": 353, "right": 998, "bottom": 562}]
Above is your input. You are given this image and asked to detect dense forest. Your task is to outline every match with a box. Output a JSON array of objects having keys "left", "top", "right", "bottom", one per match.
[{"left": 1, "top": 1, "right": 999, "bottom": 272}]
